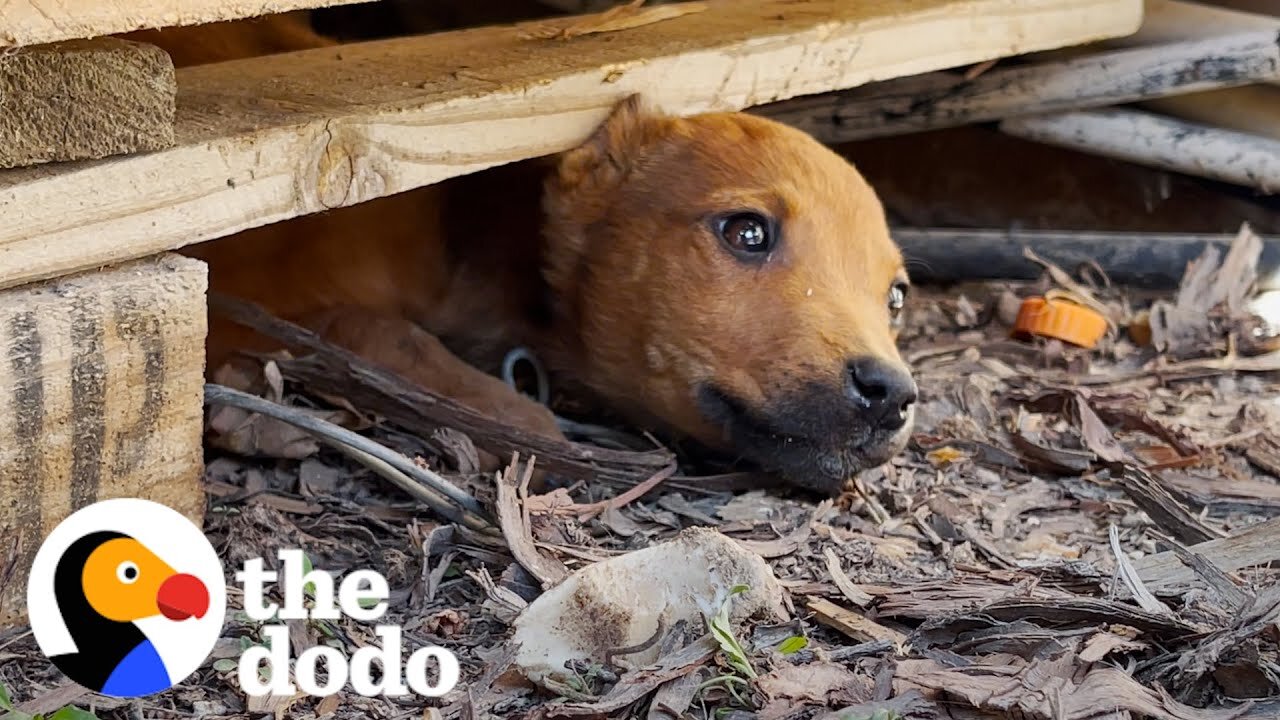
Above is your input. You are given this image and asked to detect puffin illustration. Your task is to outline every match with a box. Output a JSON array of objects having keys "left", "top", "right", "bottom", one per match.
[{"left": 49, "top": 531, "right": 210, "bottom": 697}]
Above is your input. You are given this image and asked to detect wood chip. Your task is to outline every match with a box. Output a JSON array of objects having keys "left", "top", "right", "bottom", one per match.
[
  {"left": 1134, "top": 516, "right": 1280, "bottom": 591},
  {"left": 1108, "top": 524, "right": 1172, "bottom": 615},
  {"left": 823, "top": 547, "right": 874, "bottom": 609},
  {"left": 495, "top": 457, "right": 570, "bottom": 589},
  {"left": 806, "top": 597, "right": 906, "bottom": 647}
]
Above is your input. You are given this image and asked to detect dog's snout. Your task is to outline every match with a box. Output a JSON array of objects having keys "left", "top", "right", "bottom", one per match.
[{"left": 845, "top": 357, "right": 917, "bottom": 429}]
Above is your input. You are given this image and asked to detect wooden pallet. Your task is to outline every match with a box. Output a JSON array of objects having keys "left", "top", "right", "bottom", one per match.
[
  {"left": 0, "top": 0, "right": 1144, "bottom": 625},
  {"left": 0, "top": 0, "right": 368, "bottom": 47}
]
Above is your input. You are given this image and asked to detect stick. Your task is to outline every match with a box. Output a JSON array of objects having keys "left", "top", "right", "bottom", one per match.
[
  {"left": 760, "top": 30, "right": 1280, "bottom": 143},
  {"left": 203, "top": 383, "right": 495, "bottom": 533},
  {"left": 999, "top": 108, "right": 1280, "bottom": 193},
  {"left": 208, "top": 293, "right": 675, "bottom": 485}
]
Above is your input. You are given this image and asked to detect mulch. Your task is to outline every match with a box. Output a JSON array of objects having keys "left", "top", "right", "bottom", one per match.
[{"left": 2, "top": 237, "right": 1279, "bottom": 720}]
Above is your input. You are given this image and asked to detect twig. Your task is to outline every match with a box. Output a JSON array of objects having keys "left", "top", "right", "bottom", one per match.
[
  {"left": 204, "top": 383, "right": 495, "bottom": 534},
  {"left": 574, "top": 463, "right": 678, "bottom": 522}
]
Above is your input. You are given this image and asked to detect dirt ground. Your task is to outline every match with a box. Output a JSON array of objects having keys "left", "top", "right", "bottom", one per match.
[{"left": 3, "top": 235, "right": 1280, "bottom": 720}]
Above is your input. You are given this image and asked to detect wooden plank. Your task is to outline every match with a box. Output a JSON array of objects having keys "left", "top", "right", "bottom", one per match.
[
  {"left": 1141, "top": 84, "right": 1280, "bottom": 140},
  {"left": 0, "top": 0, "right": 1143, "bottom": 293},
  {"left": 0, "top": 38, "right": 176, "bottom": 170},
  {"left": 1124, "top": 3, "right": 1280, "bottom": 151},
  {"left": 0, "top": 0, "right": 372, "bottom": 48},
  {"left": 0, "top": 253, "right": 207, "bottom": 627},
  {"left": 1000, "top": 108, "right": 1280, "bottom": 193},
  {"left": 759, "top": 29, "right": 1280, "bottom": 143},
  {"left": 1129, "top": 0, "right": 1279, "bottom": 46}
]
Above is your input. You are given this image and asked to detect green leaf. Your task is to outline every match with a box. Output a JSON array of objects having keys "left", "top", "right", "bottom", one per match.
[
  {"left": 302, "top": 553, "right": 316, "bottom": 598},
  {"left": 212, "top": 659, "right": 238, "bottom": 673},
  {"left": 0, "top": 682, "right": 13, "bottom": 710},
  {"left": 707, "top": 586, "right": 757, "bottom": 679},
  {"left": 357, "top": 596, "right": 381, "bottom": 609},
  {"left": 49, "top": 706, "right": 100, "bottom": 720},
  {"left": 777, "top": 635, "right": 808, "bottom": 654}
]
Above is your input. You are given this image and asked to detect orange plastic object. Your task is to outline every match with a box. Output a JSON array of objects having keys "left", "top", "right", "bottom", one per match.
[{"left": 1013, "top": 296, "right": 1108, "bottom": 348}]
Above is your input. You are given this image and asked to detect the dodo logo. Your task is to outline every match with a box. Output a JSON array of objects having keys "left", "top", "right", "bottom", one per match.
[{"left": 27, "top": 498, "right": 227, "bottom": 698}]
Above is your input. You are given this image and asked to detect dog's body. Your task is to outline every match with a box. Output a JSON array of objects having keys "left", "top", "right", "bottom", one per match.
[{"left": 130, "top": 14, "right": 917, "bottom": 495}]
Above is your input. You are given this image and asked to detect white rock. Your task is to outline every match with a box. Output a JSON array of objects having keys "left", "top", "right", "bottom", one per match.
[{"left": 509, "top": 526, "right": 787, "bottom": 684}]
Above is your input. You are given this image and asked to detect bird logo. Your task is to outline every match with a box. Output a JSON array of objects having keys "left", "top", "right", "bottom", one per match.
[{"left": 27, "top": 498, "right": 227, "bottom": 698}]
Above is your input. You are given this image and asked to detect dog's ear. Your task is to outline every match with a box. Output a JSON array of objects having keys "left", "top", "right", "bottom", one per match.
[{"left": 553, "top": 94, "right": 667, "bottom": 194}]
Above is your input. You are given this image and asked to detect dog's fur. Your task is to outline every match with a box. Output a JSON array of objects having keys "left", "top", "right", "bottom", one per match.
[{"left": 128, "top": 14, "right": 917, "bottom": 495}]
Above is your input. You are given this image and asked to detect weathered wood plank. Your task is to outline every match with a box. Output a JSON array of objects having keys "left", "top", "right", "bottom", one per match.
[
  {"left": 0, "top": 38, "right": 176, "bottom": 170},
  {"left": 1141, "top": 84, "right": 1280, "bottom": 140},
  {"left": 0, "top": 0, "right": 1143, "bottom": 292},
  {"left": 0, "top": 254, "right": 207, "bottom": 627},
  {"left": 0, "top": 0, "right": 370, "bottom": 48},
  {"left": 758, "top": 30, "right": 1280, "bottom": 143},
  {"left": 1122, "top": 3, "right": 1280, "bottom": 142},
  {"left": 1000, "top": 108, "right": 1280, "bottom": 193},
  {"left": 1127, "top": 0, "right": 1279, "bottom": 47}
]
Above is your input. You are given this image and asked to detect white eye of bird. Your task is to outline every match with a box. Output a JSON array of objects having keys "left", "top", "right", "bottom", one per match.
[{"left": 117, "top": 561, "right": 140, "bottom": 584}]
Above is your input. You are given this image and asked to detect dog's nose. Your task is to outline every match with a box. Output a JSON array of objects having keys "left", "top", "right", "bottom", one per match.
[{"left": 845, "top": 357, "right": 917, "bottom": 430}]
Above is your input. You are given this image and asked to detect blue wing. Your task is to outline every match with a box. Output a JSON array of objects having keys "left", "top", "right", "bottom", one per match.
[{"left": 100, "top": 638, "right": 174, "bottom": 697}]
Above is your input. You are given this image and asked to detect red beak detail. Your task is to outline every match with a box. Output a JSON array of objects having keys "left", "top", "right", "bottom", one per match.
[{"left": 157, "top": 573, "right": 210, "bottom": 621}]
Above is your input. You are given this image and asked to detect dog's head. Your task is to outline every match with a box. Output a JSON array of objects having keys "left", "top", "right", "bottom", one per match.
[{"left": 542, "top": 96, "right": 915, "bottom": 495}]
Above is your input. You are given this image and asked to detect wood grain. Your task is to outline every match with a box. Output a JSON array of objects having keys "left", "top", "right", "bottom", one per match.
[
  {"left": 760, "top": 30, "right": 1280, "bottom": 142},
  {"left": 0, "top": 38, "right": 176, "bottom": 169},
  {"left": 0, "top": 254, "right": 207, "bottom": 627},
  {"left": 0, "top": 0, "right": 369, "bottom": 48},
  {"left": 1000, "top": 108, "right": 1280, "bottom": 193},
  {"left": 1133, "top": 517, "right": 1280, "bottom": 590},
  {"left": 0, "top": 0, "right": 1143, "bottom": 292}
]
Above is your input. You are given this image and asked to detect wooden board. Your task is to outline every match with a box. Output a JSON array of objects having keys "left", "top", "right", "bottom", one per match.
[
  {"left": 1128, "top": 0, "right": 1278, "bottom": 45},
  {"left": 760, "top": 28, "right": 1280, "bottom": 142},
  {"left": 1140, "top": 84, "right": 1280, "bottom": 139},
  {"left": 0, "top": 0, "right": 372, "bottom": 48},
  {"left": 1000, "top": 108, "right": 1280, "bottom": 192},
  {"left": 0, "top": 38, "right": 176, "bottom": 170},
  {"left": 0, "top": 254, "right": 208, "bottom": 627},
  {"left": 0, "top": 0, "right": 1143, "bottom": 292}
]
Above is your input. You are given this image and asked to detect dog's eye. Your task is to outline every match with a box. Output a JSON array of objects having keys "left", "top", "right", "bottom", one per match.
[
  {"left": 715, "top": 213, "right": 774, "bottom": 255},
  {"left": 888, "top": 282, "right": 908, "bottom": 315}
]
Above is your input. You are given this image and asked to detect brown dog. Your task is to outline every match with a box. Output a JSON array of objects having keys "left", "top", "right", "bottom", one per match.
[{"left": 128, "top": 14, "right": 917, "bottom": 496}]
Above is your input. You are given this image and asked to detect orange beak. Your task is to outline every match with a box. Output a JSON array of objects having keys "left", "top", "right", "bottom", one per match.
[{"left": 157, "top": 573, "right": 209, "bottom": 620}]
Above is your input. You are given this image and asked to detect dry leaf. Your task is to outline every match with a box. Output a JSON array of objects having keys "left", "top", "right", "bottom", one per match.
[
  {"left": 1079, "top": 629, "right": 1148, "bottom": 663},
  {"left": 755, "top": 661, "right": 871, "bottom": 706},
  {"left": 926, "top": 445, "right": 970, "bottom": 467}
]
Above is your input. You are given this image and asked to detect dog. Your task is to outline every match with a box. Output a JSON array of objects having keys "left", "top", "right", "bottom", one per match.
[{"left": 124, "top": 13, "right": 918, "bottom": 496}]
